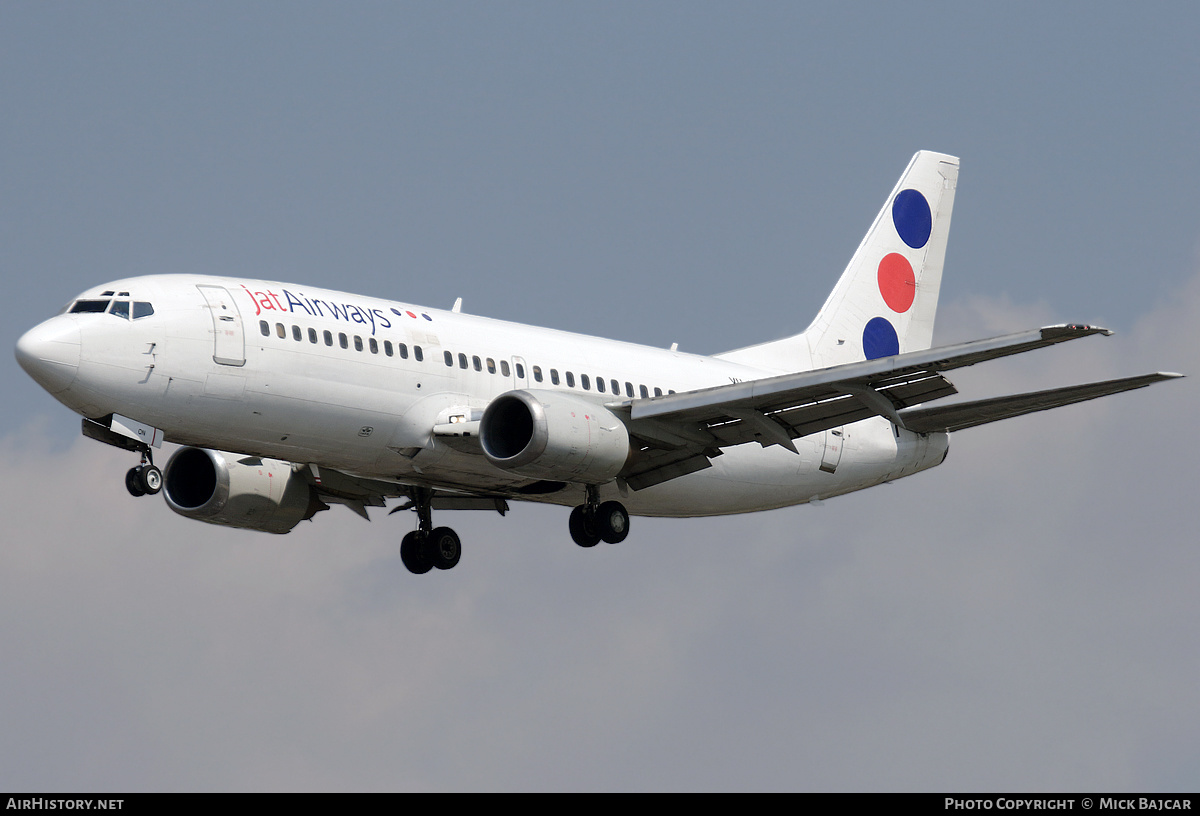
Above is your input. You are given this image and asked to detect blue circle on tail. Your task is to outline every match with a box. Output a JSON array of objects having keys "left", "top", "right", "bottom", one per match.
[
  {"left": 892, "top": 189, "right": 932, "bottom": 249},
  {"left": 863, "top": 317, "right": 900, "bottom": 359}
]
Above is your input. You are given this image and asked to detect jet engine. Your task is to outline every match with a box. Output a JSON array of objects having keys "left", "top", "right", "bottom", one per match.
[
  {"left": 480, "top": 390, "right": 631, "bottom": 483},
  {"left": 162, "top": 447, "right": 326, "bottom": 534}
]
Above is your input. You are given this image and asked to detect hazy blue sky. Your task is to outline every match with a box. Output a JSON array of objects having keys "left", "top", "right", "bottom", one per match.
[{"left": 3, "top": 2, "right": 1198, "bottom": 791}]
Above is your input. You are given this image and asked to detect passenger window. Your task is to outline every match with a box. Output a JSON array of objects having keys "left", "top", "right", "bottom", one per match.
[
  {"left": 654, "top": 387, "right": 663, "bottom": 397},
  {"left": 308, "top": 328, "right": 318, "bottom": 343},
  {"left": 486, "top": 357, "right": 496, "bottom": 374},
  {"left": 399, "top": 343, "right": 409, "bottom": 359},
  {"left": 259, "top": 320, "right": 270, "bottom": 336},
  {"left": 384, "top": 340, "right": 393, "bottom": 356},
  {"left": 354, "top": 335, "right": 363, "bottom": 352},
  {"left": 596, "top": 377, "right": 605, "bottom": 393},
  {"left": 515, "top": 363, "right": 525, "bottom": 379},
  {"left": 610, "top": 379, "right": 619, "bottom": 395},
  {"left": 293, "top": 325, "right": 302, "bottom": 341},
  {"left": 276, "top": 323, "right": 286, "bottom": 339},
  {"left": 625, "top": 382, "right": 634, "bottom": 398},
  {"left": 459, "top": 353, "right": 468, "bottom": 369},
  {"left": 369, "top": 338, "right": 378, "bottom": 354},
  {"left": 132, "top": 302, "right": 154, "bottom": 319},
  {"left": 501, "top": 360, "right": 510, "bottom": 377},
  {"left": 339, "top": 333, "right": 349, "bottom": 349},
  {"left": 445, "top": 351, "right": 454, "bottom": 367},
  {"left": 639, "top": 385, "right": 649, "bottom": 398},
  {"left": 566, "top": 372, "right": 575, "bottom": 388},
  {"left": 668, "top": 390, "right": 676, "bottom": 395},
  {"left": 551, "top": 369, "right": 560, "bottom": 385},
  {"left": 324, "top": 330, "right": 333, "bottom": 346},
  {"left": 110, "top": 301, "right": 130, "bottom": 319},
  {"left": 581, "top": 374, "right": 590, "bottom": 390},
  {"left": 472, "top": 355, "right": 482, "bottom": 372},
  {"left": 532, "top": 365, "right": 542, "bottom": 382},
  {"left": 414, "top": 346, "right": 423, "bottom": 362}
]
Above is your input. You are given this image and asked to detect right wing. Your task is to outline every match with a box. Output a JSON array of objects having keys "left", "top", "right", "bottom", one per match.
[{"left": 611, "top": 325, "right": 1175, "bottom": 490}]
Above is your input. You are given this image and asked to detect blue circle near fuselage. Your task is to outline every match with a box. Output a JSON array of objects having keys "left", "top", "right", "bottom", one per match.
[
  {"left": 892, "top": 189, "right": 932, "bottom": 249},
  {"left": 863, "top": 317, "right": 900, "bottom": 359}
]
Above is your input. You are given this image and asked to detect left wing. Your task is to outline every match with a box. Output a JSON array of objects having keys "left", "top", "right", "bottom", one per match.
[
  {"left": 897, "top": 372, "right": 1182, "bottom": 433},
  {"left": 305, "top": 464, "right": 510, "bottom": 520}
]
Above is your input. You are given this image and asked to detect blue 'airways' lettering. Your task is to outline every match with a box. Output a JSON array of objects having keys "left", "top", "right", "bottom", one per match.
[{"left": 240, "top": 284, "right": 424, "bottom": 335}]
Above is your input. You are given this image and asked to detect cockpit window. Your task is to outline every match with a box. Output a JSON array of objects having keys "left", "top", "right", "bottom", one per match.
[
  {"left": 69, "top": 300, "right": 110, "bottom": 313},
  {"left": 67, "top": 298, "right": 154, "bottom": 318}
]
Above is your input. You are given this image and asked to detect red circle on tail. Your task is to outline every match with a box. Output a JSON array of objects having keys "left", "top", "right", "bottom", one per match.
[{"left": 877, "top": 253, "right": 916, "bottom": 313}]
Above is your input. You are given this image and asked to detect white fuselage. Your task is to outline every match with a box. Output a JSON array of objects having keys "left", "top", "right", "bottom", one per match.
[{"left": 27, "top": 274, "right": 949, "bottom": 517}]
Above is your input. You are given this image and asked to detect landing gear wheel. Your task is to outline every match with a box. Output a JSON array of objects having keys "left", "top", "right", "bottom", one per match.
[
  {"left": 125, "top": 467, "right": 146, "bottom": 498},
  {"left": 429, "top": 527, "right": 462, "bottom": 570},
  {"left": 400, "top": 531, "right": 434, "bottom": 575},
  {"left": 139, "top": 465, "right": 163, "bottom": 495},
  {"left": 569, "top": 505, "right": 601, "bottom": 548},
  {"left": 597, "top": 501, "right": 630, "bottom": 544}
]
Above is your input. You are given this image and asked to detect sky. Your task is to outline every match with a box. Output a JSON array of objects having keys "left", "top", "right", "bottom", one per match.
[{"left": 2, "top": 1, "right": 1198, "bottom": 792}]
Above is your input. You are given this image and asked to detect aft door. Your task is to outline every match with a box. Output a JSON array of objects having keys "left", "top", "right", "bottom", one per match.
[
  {"left": 820, "top": 427, "right": 844, "bottom": 473},
  {"left": 197, "top": 285, "right": 245, "bottom": 366}
]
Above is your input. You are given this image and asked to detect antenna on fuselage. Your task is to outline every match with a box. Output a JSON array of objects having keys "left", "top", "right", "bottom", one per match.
[{"left": 452, "top": 298, "right": 463, "bottom": 314}]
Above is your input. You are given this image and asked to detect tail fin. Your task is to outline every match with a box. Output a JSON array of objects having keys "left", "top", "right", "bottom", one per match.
[{"left": 717, "top": 151, "right": 959, "bottom": 371}]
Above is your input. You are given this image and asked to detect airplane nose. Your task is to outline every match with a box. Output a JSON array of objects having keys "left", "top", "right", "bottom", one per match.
[{"left": 15, "top": 318, "right": 81, "bottom": 394}]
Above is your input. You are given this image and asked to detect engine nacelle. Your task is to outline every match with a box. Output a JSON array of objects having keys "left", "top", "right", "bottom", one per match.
[
  {"left": 162, "top": 447, "right": 325, "bottom": 534},
  {"left": 480, "top": 390, "right": 631, "bottom": 483}
]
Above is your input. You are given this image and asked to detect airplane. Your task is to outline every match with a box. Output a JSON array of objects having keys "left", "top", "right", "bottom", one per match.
[{"left": 15, "top": 151, "right": 1181, "bottom": 574}]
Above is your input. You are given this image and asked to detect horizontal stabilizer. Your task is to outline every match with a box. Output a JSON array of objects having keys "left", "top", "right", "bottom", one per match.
[{"left": 898, "top": 372, "right": 1182, "bottom": 433}]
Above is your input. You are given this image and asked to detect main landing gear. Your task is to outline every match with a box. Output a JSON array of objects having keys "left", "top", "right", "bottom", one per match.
[
  {"left": 394, "top": 486, "right": 629, "bottom": 572},
  {"left": 398, "top": 488, "right": 462, "bottom": 575},
  {"left": 125, "top": 450, "right": 162, "bottom": 497},
  {"left": 569, "top": 486, "right": 629, "bottom": 548}
]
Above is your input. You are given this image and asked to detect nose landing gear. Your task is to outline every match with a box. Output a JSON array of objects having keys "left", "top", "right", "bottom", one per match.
[
  {"left": 79, "top": 416, "right": 163, "bottom": 499},
  {"left": 125, "top": 451, "right": 162, "bottom": 497}
]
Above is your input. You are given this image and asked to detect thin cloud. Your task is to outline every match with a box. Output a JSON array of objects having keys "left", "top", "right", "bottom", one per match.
[{"left": 1, "top": 270, "right": 1195, "bottom": 791}]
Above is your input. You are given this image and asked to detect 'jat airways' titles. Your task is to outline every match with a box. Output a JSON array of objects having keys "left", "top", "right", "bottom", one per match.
[{"left": 240, "top": 284, "right": 417, "bottom": 335}]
